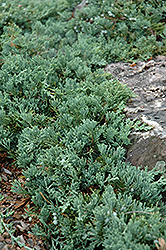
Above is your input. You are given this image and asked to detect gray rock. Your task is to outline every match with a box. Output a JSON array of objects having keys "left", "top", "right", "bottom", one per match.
[
  {"left": 126, "top": 131, "right": 166, "bottom": 170},
  {"left": 105, "top": 56, "right": 166, "bottom": 171},
  {"left": 105, "top": 56, "right": 166, "bottom": 125}
]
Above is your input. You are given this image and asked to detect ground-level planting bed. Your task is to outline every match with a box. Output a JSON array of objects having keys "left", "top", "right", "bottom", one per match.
[{"left": 0, "top": 0, "right": 166, "bottom": 249}]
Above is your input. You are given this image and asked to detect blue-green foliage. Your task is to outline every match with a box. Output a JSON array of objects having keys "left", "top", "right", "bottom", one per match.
[
  {"left": 0, "top": 0, "right": 166, "bottom": 62},
  {"left": 0, "top": 0, "right": 166, "bottom": 249}
]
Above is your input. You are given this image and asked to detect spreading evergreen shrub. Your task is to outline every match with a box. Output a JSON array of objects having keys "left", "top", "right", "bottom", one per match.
[{"left": 0, "top": 0, "right": 166, "bottom": 249}]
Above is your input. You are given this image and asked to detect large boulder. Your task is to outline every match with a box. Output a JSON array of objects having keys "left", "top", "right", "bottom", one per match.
[{"left": 105, "top": 56, "right": 166, "bottom": 172}]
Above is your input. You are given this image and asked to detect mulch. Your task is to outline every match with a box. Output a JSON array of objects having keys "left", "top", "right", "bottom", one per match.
[{"left": 0, "top": 152, "right": 49, "bottom": 250}]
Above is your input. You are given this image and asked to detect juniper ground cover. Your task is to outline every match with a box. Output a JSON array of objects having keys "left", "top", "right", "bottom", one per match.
[{"left": 0, "top": 0, "right": 166, "bottom": 249}]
